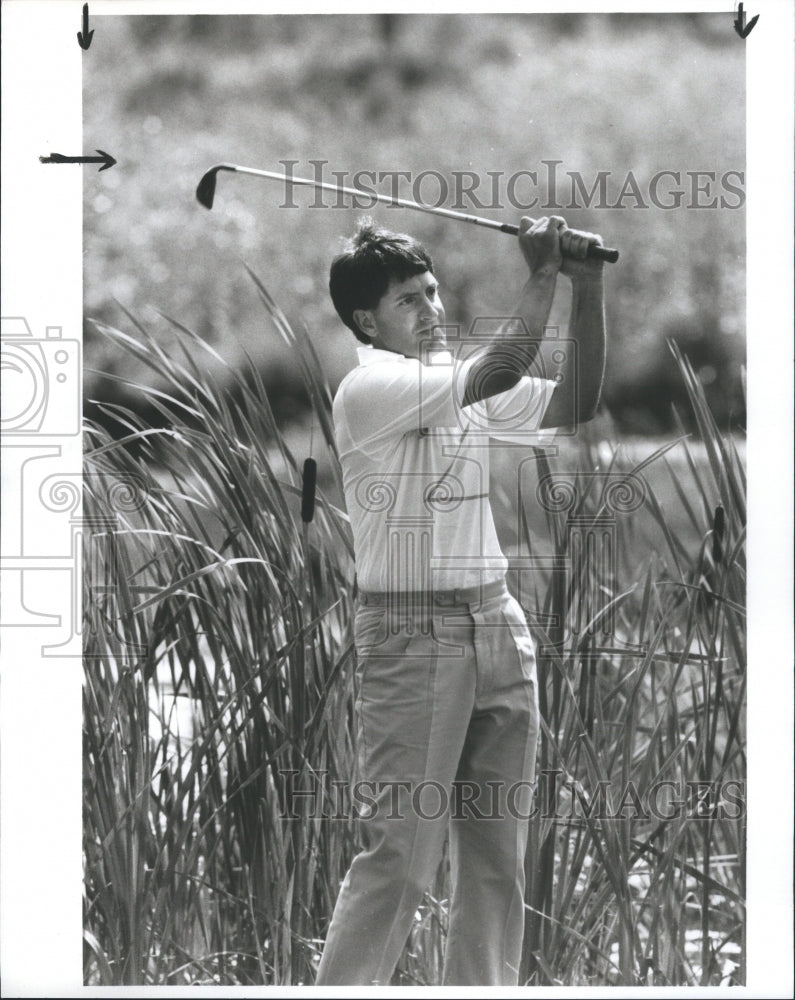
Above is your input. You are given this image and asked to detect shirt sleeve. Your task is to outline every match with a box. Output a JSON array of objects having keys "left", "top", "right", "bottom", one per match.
[
  {"left": 480, "top": 374, "right": 558, "bottom": 443},
  {"left": 336, "top": 356, "right": 477, "bottom": 457}
]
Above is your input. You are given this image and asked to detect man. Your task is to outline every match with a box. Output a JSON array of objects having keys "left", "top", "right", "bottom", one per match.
[{"left": 316, "top": 214, "right": 606, "bottom": 985}]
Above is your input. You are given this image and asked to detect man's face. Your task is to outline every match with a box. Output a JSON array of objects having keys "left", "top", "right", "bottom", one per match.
[{"left": 357, "top": 271, "right": 446, "bottom": 361}]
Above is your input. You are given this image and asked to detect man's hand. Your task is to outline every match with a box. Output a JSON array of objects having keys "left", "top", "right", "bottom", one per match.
[
  {"left": 518, "top": 216, "right": 566, "bottom": 276},
  {"left": 560, "top": 227, "right": 605, "bottom": 280}
]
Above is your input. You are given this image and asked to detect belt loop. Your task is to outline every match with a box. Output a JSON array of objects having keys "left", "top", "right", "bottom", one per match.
[{"left": 360, "top": 592, "right": 368, "bottom": 606}]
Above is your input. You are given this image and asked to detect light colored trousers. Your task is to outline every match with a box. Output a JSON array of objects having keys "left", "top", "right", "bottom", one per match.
[{"left": 315, "top": 579, "right": 540, "bottom": 986}]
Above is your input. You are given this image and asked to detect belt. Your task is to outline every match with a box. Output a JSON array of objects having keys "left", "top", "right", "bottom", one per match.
[{"left": 358, "top": 578, "right": 507, "bottom": 609}]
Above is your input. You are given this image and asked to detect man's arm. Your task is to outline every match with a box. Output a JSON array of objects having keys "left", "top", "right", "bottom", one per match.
[
  {"left": 461, "top": 216, "right": 561, "bottom": 408},
  {"left": 461, "top": 216, "right": 607, "bottom": 428},
  {"left": 539, "top": 245, "right": 606, "bottom": 429}
]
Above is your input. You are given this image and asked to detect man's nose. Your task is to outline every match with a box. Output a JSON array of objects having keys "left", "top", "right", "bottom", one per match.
[{"left": 422, "top": 300, "right": 442, "bottom": 321}]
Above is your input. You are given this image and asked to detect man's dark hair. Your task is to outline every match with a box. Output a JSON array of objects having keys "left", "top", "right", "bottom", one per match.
[{"left": 329, "top": 217, "right": 434, "bottom": 344}]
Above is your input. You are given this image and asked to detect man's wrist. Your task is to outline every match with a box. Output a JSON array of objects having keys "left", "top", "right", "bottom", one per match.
[
  {"left": 524, "top": 267, "right": 559, "bottom": 291},
  {"left": 569, "top": 272, "right": 605, "bottom": 295},
  {"left": 569, "top": 268, "right": 604, "bottom": 285}
]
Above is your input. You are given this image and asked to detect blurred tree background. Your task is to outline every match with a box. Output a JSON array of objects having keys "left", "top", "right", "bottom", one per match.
[{"left": 83, "top": 12, "right": 745, "bottom": 438}]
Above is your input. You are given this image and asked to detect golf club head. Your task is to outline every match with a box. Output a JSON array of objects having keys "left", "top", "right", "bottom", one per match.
[{"left": 196, "top": 167, "right": 221, "bottom": 209}]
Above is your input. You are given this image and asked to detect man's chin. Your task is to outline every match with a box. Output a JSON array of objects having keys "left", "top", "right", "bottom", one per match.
[{"left": 420, "top": 332, "right": 447, "bottom": 348}]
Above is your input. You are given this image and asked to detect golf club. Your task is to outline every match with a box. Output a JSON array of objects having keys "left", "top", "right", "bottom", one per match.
[{"left": 196, "top": 163, "right": 620, "bottom": 263}]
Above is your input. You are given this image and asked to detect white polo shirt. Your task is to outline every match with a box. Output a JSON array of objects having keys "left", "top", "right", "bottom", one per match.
[{"left": 332, "top": 346, "right": 557, "bottom": 593}]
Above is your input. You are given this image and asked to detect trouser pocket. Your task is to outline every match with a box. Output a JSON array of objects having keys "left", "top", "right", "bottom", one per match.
[{"left": 498, "top": 596, "right": 539, "bottom": 686}]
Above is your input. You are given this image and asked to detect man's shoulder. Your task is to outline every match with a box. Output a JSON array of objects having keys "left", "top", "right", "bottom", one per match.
[
  {"left": 333, "top": 354, "right": 427, "bottom": 441},
  {"left": 335, "top": 353, "right": 417, "bottom": 401},
  {"left": 332, "top": 362, "right": 385, "bottom": 427},
  {"left": 333, "top": 364, "right": 363, "bottom": 400},
  {"left": 333, "top": 363, "right": 373, "bottom": 410}
]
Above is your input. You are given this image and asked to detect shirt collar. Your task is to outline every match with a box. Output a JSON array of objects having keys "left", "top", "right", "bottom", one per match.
[
  {"left": 356, "top": 346, "right": 454, "bottom": 366},
  {"left": 356, "top": 346, "right": 406, "bottom": 366}
]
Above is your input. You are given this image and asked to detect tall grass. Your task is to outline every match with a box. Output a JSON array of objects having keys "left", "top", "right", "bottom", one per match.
[
  {"left": 83, "top": 280, "right": 745, "bottom": 986},
  {"left": 517, "top": 352, "right": 746, "bottom": 986}
]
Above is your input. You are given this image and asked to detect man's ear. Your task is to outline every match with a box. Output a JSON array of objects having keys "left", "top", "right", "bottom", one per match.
[{"left": 353, "top": 309, "right": 376, "bottom": 339}]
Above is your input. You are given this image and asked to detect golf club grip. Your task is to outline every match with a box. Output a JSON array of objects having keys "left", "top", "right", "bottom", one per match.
[{"left": 499, "top": 223, "right": 619, "bottom": 263}]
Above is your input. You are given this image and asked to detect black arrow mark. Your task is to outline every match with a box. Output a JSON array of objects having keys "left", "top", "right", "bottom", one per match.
[
  {"left": 77, "top": 3, "right": 94, "bottom": 49},
  {"left": 734, "top": 3, "right": 759, "bottom": 38},
  {"left": 39, "top": 150, "right": 117, "bottom": 172}
]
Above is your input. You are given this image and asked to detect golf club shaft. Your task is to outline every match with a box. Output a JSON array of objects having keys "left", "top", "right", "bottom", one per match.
[{"left": 198, "top": 163, "right": 619, "bottom": 263}]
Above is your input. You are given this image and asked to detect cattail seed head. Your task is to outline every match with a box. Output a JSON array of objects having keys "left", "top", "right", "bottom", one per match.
[
  {"left": 301, "top": 458, "right": 317, "bottom": 523},
  {"left": 711, "top": 504, "right": 725, "bottom": 564}
]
